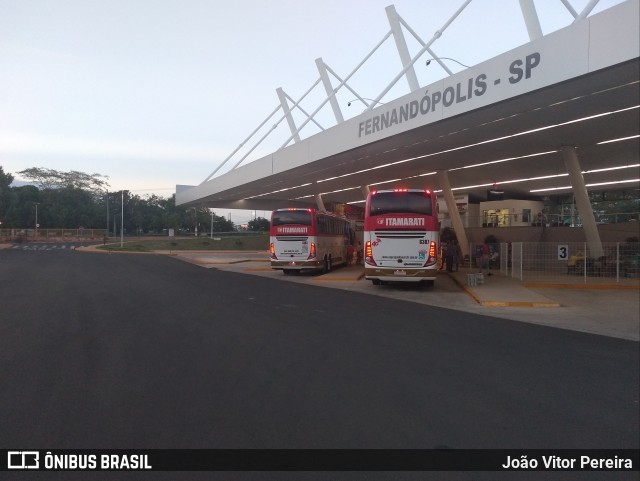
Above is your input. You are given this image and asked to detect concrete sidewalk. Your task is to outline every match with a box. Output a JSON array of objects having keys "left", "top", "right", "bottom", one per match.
[{"left": 447, "top": 270, "right": 561, "bottom": 307}]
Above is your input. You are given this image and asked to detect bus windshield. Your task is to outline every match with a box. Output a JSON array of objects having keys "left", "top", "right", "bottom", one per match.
[
  {"left": 369, "top": 191, "right": 433, "bottom": 217},
  {"left": 271, "top": 210, "right": 313, "bottom": 226}
]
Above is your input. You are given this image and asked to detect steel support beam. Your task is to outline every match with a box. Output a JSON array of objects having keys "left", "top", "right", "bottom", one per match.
[
  {"left": 561, "top": 146, "right": 604, "bottom": 258},
  {"left": 575, "top": 0, "right": 600, "bottom": 22},
  {"left": 386, "top": 5, "right": 420, "bottom": 92},
  {"left": 276, "top": 87, "right": 300, "bottom": 143},
  {"left": 519, "top": 0, "right": 543, "bottom": 41},
  {"left": 316, "top": 58, "right": 344, "bottom": 123}
]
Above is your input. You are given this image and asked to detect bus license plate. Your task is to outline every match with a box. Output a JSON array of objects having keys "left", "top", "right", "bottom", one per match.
[{"left": 394, "top": 270, "right": 407, "bottom": 276}]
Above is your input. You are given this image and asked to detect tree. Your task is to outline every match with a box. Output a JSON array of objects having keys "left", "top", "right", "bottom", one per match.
[
  {"left": 0, "top": 166, "right": 13, "bottom": 189},
  {"left": 0, "top": 166, "right": 14, "bottom": 223},
  {"left": 18, "top": 167, "right": 109, "bottom": 195},
  {"left": 41, "top": 186, "right": 102, "bottom": 228},
  {"left": 248, "top": 217, "right": 270, "bottom": 232},
  {"left": 3, "top": 185, "right": 41, "bottom": 228},
  {"left": 209, "top": 212, "right": 235, "bottom": 233}
]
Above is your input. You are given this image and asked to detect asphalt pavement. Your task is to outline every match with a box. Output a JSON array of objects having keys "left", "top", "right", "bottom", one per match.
[
  {"left": 170, "top": 249, "right": 640, "bottom": 341},
  {"left": 0, "top": 247, "right": 638, "bottom": 481}
]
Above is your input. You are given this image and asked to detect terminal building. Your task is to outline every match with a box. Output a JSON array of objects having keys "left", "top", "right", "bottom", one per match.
[{"left": 176, "top": 0, "right": 639, "bottom": 262}]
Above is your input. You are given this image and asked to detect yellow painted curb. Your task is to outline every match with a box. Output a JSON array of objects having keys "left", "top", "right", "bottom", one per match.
[
  {"left": 445, "top": 272, "right": 562, "bottom": 308},
  {"left": 229, "top": 259, "right": 269, "bottom": 264},
  {"left": 313, "top": 272, "right": 366, "bottom": 282},
  {"left": 524, "top": 283, "right": 640, "bottom": 290},
  {"left": 480, "top": 300, "right": 560, "bottom": 307}
]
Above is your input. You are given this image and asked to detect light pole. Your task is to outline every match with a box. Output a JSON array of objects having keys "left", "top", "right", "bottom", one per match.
[
  {"left": 193, "top": 208, "right": 198, "bottom": 237},
  {"left": 105, "top": 190, "right": 109, "bottom": 239},
  {"left": 34, "top": 202, "right": 40, "bottom": 239},
  {"left": 121, "top": 190, "right": 124, "bottom": 248}
]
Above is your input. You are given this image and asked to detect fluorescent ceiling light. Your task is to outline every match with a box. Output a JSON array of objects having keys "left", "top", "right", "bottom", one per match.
[
  {"left": 294, "top": 186, "right": 359, "bottom": 200},
  {"left": 369, "top": 179, "right": 402, "bottom": 186},
  {"left": 449, "top": 151, "right": 557, "bottom": 171},
  {"left": 452, "top": 173, "right": 569, "bottom": 191},
  {"left": 597, "top": 135, "right": 640, "bottom": 145},
  {"left": 585, "top": 179, "right": 640, "bottom": 188},
  {"left": 531, "top": 178, "right": 640, "bottom": 192},
  {"left": 245, "top": 182, "right": 312, "bottom": 199},
  {"left": 582, "top": 164, "right": 640, "bottom": 174}
]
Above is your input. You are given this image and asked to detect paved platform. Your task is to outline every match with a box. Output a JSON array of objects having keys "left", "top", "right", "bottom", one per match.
[{"left": 447, "top": 271, "right": 561, "bottom": 307}]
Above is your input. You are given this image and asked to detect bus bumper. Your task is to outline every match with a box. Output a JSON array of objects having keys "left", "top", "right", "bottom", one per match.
[
  {"left": 271, "top": 259, "right": 324, "bottom": 271},
  {"left": 365, "top": 266, "right": 437, "bottom": 282}
]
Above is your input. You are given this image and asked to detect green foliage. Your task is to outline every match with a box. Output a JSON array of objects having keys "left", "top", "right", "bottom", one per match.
[
  {"left": 0, "top": 166, "right": 13, "bottom": 193},
  {"left": 248, "top": 216, "right": 270, "bottom": 232},
  {"left": 17, "top": 167, "right": 109, "bottom": 193},
  {"left": 0, "top": 166, "right": 16, "bottom": 225},
  {"left": 0, "top": 165, "right": 242, "bottom": 233},
  {"left": 98, "top": 235, "right": 269, "bottom": 252}
]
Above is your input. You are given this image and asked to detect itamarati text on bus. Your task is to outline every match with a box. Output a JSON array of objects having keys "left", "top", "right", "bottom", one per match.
[
  {"left": 364, "top": 188, "right": 439, "bottom": 285},
  {"left": 270, "top": 208, "right": 351, "bottom": 274}
]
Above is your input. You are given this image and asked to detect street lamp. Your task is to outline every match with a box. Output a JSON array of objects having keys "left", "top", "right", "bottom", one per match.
[
  {"left": 425, "top": 57, "right": 470, "bottom": 70},
  {"left": 193, "top": 208, "right": 198, "bottom": 237},
  {"left": 121, "top": 191, "right": 124, "bottom": 248},
  {"left": 347, "top": 98, "right": 385, "bottom": 107},
  {"left": 105, "top": 190, "right": 109, "bottom": 239}
]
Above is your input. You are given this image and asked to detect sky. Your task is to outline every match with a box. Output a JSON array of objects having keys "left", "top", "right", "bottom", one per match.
[{"left": 0, "top": 0, "right": 626, "bottom": 224}]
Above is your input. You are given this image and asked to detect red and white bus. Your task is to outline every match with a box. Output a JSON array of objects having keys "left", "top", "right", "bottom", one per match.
[
  {"left": 270, "top": 208, "right": 351, "bottom": 274},
  {"left": 364, "top": 188, "right": 439, "bottom": 285}
]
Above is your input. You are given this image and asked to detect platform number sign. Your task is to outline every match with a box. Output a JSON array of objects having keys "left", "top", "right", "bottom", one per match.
[{"left": 558, "top": 245, "right": 569, "bottom": 261}]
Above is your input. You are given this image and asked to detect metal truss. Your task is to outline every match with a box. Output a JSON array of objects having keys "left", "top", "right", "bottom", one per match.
[{"left": 202, "top": 0, "right": 606, "bottom": 183}]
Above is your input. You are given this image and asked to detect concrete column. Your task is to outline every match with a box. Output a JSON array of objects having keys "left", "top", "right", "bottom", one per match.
[
  {"left": 561, "top": 146, "right": 604, "bottom": 258},
  {"left": 360, "top": 185, "right": 370, "bottom": 199},
  {"left": 437, "top": 170, "right": 469, "bottom": 258},
  {"left": 314, "top": 193, "right": 326, "bottom": 212}
]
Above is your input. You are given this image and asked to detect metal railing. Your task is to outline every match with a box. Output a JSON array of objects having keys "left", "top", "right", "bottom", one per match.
[
  {"left": 445, "top": 212, "right": 640, "bottom": 228},
  {"left": 471, "top": 241, "right": 640, "bottom": 283},
  {"left": 1, "top": 229, "right": 107, "bottom": 242}
]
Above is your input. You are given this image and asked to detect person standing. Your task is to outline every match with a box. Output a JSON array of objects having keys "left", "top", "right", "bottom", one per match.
[
  {"left": 445, "top": 241, "right": 454, "bottom": 272},
  {"left": 453, "top": 240, "right": 462, "bottom": 271},
  {"left": 481, "top": 241, "right": 491, "bottom": 276}
]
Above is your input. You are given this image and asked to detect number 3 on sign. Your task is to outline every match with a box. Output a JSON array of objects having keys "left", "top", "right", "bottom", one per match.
[{"left": 558, "top": 245, "right": 569, "bottom": 260}]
